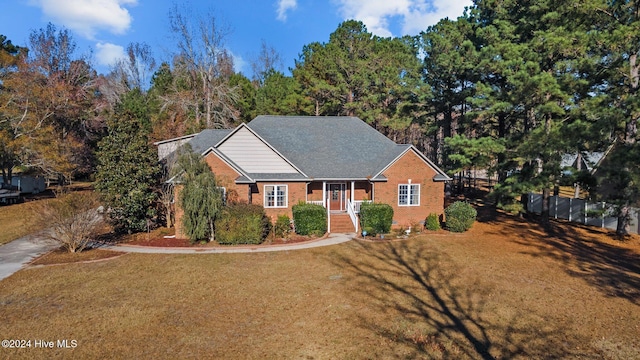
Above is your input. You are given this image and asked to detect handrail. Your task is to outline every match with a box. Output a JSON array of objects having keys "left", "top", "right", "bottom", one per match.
[
  {"left": 306, "top": 200, "right": 324, "bottom": 207},
  {"left": 346, "top": 199, "right": 359, "bottom": 234}
]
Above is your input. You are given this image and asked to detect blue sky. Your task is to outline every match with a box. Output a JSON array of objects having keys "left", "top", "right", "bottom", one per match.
[{"left": 2, "top": 0, "right": 471, "bottom": 76}]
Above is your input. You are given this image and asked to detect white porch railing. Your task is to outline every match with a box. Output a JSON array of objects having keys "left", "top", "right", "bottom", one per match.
[
  {"left": 306, "top": 200, "right": 324, "bottom": 207},
  {"left": 346, "top": 199, "right": 359, "bottom": 234},
  {"left": 353, "top": 200, "right": 366, "bottom": 213}
]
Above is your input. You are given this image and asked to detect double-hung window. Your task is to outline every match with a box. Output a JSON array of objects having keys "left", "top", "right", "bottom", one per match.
[
  {"left": 264, "top": 185, "right": 287, "bottom": 208},
  {"left": 398, "top": 184, "right": 420, "bottom": 206}
]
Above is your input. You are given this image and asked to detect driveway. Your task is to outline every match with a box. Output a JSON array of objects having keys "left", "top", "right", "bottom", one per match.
[{"left": 0, "top": 234, "right": 59, "bottom": 281}]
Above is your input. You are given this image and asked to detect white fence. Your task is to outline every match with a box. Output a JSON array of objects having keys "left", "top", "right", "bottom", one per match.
[{"left": 524, "top": 193, "right": 639, "bottom": 234}]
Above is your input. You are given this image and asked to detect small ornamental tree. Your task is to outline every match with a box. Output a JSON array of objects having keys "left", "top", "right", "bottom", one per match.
[
  {"left": 175, "top": 147, "right": 223, "bottom": 243},
  {"left": 425, "top": 213, "right": 441, "bottom": 231},
  {"left": 31, "top": 192, "right": 105, "bottom": 253},
  {"left": 95, "top": 89, "right": 161, "bottom": 233},
  {"left": 444, "top": 201, "right": 477, "bottom": 233},
  {"left": 273, "top": 214, "right": 292, "bottom": 238}
]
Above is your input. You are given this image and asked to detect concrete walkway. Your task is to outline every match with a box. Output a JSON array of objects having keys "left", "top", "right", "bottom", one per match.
[
  {"left": 102, "top": 232, "right": 356, "bottom": 254},
  {"left": 0, "top": 232, "right": 354, "bottom": 281},
  {"left": 0, "top": 234, "right": 59, "bottom": 281}
]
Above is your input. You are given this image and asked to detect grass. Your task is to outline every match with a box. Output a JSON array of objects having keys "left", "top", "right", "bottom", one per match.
[
  {"left": 0, "top": 200, "right": 49, "bottom": 246},
  {"left": 0, "top": 184, "right": 94, "bottom": 246},
  {"left": 29, "top": 248, "right": 124, "bottom": 266},
  {"left": 1, "top": 208, "right": 639, "bottom": 359}
]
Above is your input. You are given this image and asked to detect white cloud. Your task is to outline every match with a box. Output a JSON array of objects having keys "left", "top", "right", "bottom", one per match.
[
  {"left": 333, "top": 0, "right": 472, "bottom": 37},
  {"left": 229, "top": 50, "right": 248, "bottom": 74},
  {"left": 95, "top": 42, "right": 126, "bottom": 66},
  {"left": 402, "top": 0, "right": 471, "bottom": 35},
  {"left": 31, "top": 0, "right": 137, "bottom": 39},
  {"left": 276, "top": 0, "right": 297, "bottom": 21}
]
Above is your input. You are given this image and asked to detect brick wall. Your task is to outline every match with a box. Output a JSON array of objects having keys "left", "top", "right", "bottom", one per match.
[
  {"left": 375, "top": 150, "right": 445, "bottom": 228},
  {"left": 204, "top": 152, "right": 248, "bottom": 203},
  {"left": 254, "top": 181, "right": 307, "bottom": 221},
  {"left": 175, "top": 152, "right": 247, "bottom": 239}
]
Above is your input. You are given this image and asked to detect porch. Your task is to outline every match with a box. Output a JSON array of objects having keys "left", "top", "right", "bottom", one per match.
[{"left": 305, "top": 181, "right": 373, "bottom": 234}]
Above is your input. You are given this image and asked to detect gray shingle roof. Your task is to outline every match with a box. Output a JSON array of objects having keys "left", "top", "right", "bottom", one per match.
[
  {"left": 187, "top": 129, "right": 233, "bottom": 155},
  {"left": 163, "top": 116, "right": 449, "bottom": 182},
  {"left": 561, "top": 152, "right": 605, "bottom": 172},
  {"left": 163, "top": 129, "right": 233, "bottom": 167},
  {"left": 247, "top": 116, "right": 408, "bottom": 179}
]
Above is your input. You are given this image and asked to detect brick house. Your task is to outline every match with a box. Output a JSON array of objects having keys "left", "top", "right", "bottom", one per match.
[{"left": 157, "top": 116, "right": 450, "bottom": 237}]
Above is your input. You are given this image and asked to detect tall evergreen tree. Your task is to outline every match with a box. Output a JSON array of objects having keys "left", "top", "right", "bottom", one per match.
[
  {"left": 293, "top": 20, "right": 422, "bottom": 139},
  {"left": 95, "top": 89, "right": 160, "bottom": 233},
  {"left": 421, "top": 16, "right": 479, "bottom": 163},
  {"left": 255, "top": 69, "right": 311, "bottom": 116},
  {"left": 584, "top": 0, "right": 640, "bottom": 233}
]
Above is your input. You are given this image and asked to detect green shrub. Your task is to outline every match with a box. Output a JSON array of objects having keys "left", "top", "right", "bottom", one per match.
[
  {"left": 360, "top": 202, "right": 393, "bottom": 235},
  {"left": 362, "top": 226, "right": 375, "bottom": 236},
  {"left": 273, "top": 214, "right": 291, "bottom": 238},
  {"left": 444, "top": 201, "right": 477, "bottom": 232},
  {"left": 498, "top": 201, "right": 524, "bottom": 215},
  {"left": 292, "top": 202, "right": 327, "bottom": 236},
  {"left": 215, "top": 203, "right": 270, "bottom": 244},
  {"left": 425, "top": 213, "right": 441, "bottom": 231}
]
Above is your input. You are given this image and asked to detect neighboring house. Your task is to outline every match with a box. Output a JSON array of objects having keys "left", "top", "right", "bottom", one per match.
[
  {"left": 560, "top": 151, "right": 607, "bottom": 175},
  {"left": 160, "top": 115, "right": 451, "bottom": 237}
]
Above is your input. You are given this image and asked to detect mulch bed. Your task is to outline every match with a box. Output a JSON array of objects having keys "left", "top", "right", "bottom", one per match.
[{"left": 124, "top": 230, "right": 320, "bottom": 247}]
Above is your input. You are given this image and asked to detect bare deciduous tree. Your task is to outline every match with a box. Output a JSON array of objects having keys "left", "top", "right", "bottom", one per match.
[
  {"left": 167, "top": 4, "right": 238, "bottom": 129},
  {"left": 251, "top": 39, "right": 283, "bottom": 85},
  {"left": 31, "top": 192, "right": 106, "bottom": 253}
]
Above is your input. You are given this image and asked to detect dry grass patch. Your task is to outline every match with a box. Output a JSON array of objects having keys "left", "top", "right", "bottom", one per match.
[
  {"left": 0, "top": 184, "right": 94, "bottom": 246},
  {"left": 1, "top": 208, "right": 639, "bottom": 359},
  {"left": 29, "top": 248, "right": 124, "bottom": 266},
  {"left": 0, "top": 199, "right": 53, "bottom": 246}
]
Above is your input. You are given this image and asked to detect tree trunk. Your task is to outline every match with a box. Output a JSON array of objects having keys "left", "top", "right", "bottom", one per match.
[
  {"left": 626, "top": 53, "right": 639, "bottom": 144},
  {"left": 497, "top": 113, "right": 507, "bottom": 183},
  {"left": 574, "top": 152, "right": 582, "bottom": 198},
  {"left": 616, "top": 204, "right": 631, "bottom": 236},
  {"left": 541, "top": 188, "right": 551, "bottom": 225}
]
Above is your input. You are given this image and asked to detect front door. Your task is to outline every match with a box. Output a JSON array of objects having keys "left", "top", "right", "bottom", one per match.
[{"left": 328, "top": 183, "right": 346, "bottom": 211}]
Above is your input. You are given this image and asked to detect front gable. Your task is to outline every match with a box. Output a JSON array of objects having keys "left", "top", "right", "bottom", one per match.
[
  {"left": 374, "top": 146, "right": 450, "bottom": 182},
  {"left": 217, "top": 125, "right": 301, "bottom": 175},
  {"left": 375, "top": 148, "right": 448, "bottom": 226}
]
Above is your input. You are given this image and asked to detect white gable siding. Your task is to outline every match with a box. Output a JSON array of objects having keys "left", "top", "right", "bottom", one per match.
[{"left": 217, "top": 127, "right": 298, "bottom": 173}]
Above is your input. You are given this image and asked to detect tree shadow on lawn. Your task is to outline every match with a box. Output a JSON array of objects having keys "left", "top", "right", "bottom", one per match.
[
  {"left": 331, "top": 241, "right": 596, "bottom": 359},
  {"left": 480, "top": 208, "right": 640, "bottom": 305}
]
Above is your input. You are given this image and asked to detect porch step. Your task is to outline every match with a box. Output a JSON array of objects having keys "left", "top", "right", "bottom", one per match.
[{"left": 329, "top": 213, "right": 355, "bottom": 233}]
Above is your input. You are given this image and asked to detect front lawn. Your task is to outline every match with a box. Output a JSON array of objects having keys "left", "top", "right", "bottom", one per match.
[
  {"left": 0, "top": 199, "right": 50, "bottom": 246},
  {"left": 0, "top": 209, "right": 638, "bottom": 359}
]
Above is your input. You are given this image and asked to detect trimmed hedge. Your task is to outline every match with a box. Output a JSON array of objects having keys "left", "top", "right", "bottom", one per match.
[
  {"left": 360, "top": 202, "right": 393, "bottom": 235},
  {"left": 215, "top": 203, "right": 271, "bottom": 244},
  {"left": 444, "top": 201, "right": 477, "bottom": 232},
  {"left": 425, "top": 213, "right": 441, "bottom": 231},
  {"left": 292, "top": 202, "right": 327, "bottom": 236}
]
